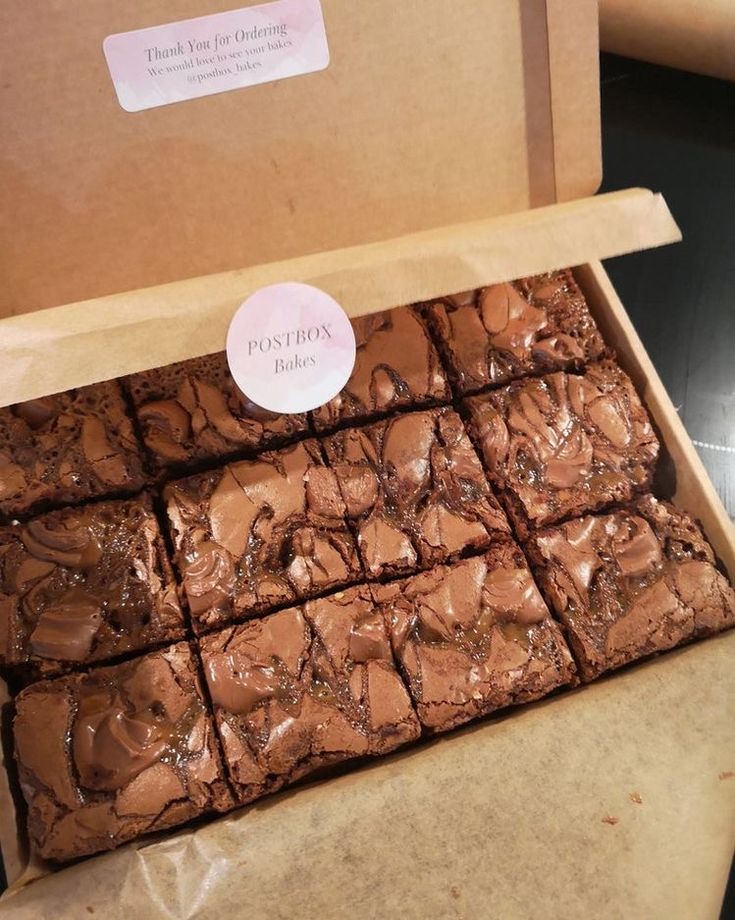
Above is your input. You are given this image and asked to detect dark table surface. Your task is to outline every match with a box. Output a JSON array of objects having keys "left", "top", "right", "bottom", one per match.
[
  {"left": 1, "top": 51, "right": 733, "bottom": 917},
  {"left": 599, "top": 53, "right": 735, "bottom": 920}
]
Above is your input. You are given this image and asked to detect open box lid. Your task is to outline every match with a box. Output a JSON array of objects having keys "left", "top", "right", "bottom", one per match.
[
  {"left": 0, "top": 0, "right": 601, "bottom": 316},
  {"left": 0, "top": 0, "right": 681, "bottom": 403}
]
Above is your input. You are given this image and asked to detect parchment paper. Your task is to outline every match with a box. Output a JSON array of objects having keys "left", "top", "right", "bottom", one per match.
[
  {"left": 1, "top": 634, "right": 734, "bottom": 920},
  {"left": 600, "top": 0, "right": 735, "bottom": 82},
  {"left": 0, "top": 188, "right": 680, "bottom": 407}
]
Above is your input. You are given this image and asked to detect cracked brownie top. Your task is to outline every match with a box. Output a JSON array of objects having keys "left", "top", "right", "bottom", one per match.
[
  {"left": 374, "top": 546, "right": 576, "bottom": 733},
  {"left": 525, "top": 494, "right": 735, "bottom": 680},
  {"left": 13, "top": 642, "right": 232, "bottom": 861},
  {"left": 0, "top": 382, "right": 145, "bottom": 520},
  {"left": 198, "top": 586, "right": 420, "bottom": 803},
  {"left": 124, "top": 352, "right": 310, "bottom": 471}
]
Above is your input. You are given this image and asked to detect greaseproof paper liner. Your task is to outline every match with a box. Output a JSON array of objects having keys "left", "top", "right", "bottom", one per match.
[
  {"left": 0, "top": 189, "right": 679, "bottom": 407},
  {"left": 1, "top": 633, "right": 734, "bottom": 919}
]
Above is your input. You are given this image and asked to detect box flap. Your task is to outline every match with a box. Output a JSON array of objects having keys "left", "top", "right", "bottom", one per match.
[
  {"left": 0, "top": 188, "right": 680, "bottom": 406},
  {"left": 0, "top": 0, "right": 600, "bottom": 317}
]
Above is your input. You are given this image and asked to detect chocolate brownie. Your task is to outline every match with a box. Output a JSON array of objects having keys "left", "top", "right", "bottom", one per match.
[
  {"left": 0, "top": 499, "right": 185, "bottom": 677},
  {"left": 525, "top": 495, "right": 735, "bottom": 681},
  {"left": 164, "top": 440, "right": 361, "bottom": 632},
  {"left": 0, "top": 382, "right": 145, "bottom": 520},
  {"left": 310, "top": 307, "right": 450, "bottom": 432},
  {"left": 124, "top": 352, "right": 310, "bottom": 471},
  {"left": 374, "top": 547, "right": 576, "bottom": 733},
  {"left": 13, "top": 642, "right": 232, "bottom": 861},
  {"left": 464, "top": 360, "right": 659, "bottom": 537},
  {"left": 323, "top": 408, "right": 510, "bottom": 579},
  {"left": 423, "top": 270, "right": 605, "bottom": 393},
  {"left": 199, "top": 586, "right": 420, "bottom": 803}
]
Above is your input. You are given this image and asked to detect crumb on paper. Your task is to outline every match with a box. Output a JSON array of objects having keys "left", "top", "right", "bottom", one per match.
[
  {"left": 629, "top": 792, "right": 643, "bottom": 804},
  {"left": 719, "top": 771, "right": 734, "bottom": 781},
  {"left": 602, "top": 815, "right": 619, "bottom": 826},
  {"left": 86, "top": 909, "right": 95, "bottom": 916},
  {"left": 450, "top": 886, "right": 461, "bottom": 900}
]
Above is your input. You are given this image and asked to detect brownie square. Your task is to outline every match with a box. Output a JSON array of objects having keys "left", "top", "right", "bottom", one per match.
[
  {"left": 164, "top": 440, "right": 361, "bottom": 632},
  {"left": 525, "top": 495, "right": 735, "bottom": 681},
  {"left": 423, "top": 270, "right": 605, "bottom": 394},
  {"left": 374, "top": 547, "right": 576, "bottom": 733},
  {"left": 0, "top": 382, "right": 145, "bottom": 520},
  {"left": 199, "top": 586, "right": 420, "bottom": 803},
  {"left": 13, "top": 642, "right": 232, "bottom": 861},
  {"left": 0, "top": 499, "right": 185, "bottom": 677},
  {"left": 323, "top": 408, "right": 511, "bottom": 579},
  {"left": 310, "top": 306, "right": 450, "bottom": 432},
  {"left": 124, "top": 352, "right": 310, "bottom": 472},
  {"left": 464, "top": 360, "right": 659, "bottom": 537}
]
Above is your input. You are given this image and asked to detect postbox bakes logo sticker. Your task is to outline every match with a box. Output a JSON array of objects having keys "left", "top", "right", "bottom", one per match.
[{"left": 226, "top": 282, "right": 356, "bottom": 414}]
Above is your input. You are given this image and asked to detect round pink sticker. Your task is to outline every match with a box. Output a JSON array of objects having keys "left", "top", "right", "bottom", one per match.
[{"left": 226, "top": 282, "right": 356, "bottom": 414}]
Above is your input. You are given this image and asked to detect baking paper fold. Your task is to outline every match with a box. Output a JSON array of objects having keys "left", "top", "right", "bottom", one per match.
[
  {"left": 2, "top": 633, "right": 734, "bottom": 920},
  {"left": 0, "top": 188, "right": 680, "bottom": 407},
  {"left": 600, "top": 0, "right": 735, "bottom": 82}
]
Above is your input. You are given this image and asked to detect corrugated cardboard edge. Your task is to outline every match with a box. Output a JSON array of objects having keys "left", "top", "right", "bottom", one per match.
[
  {"left": 600, "top": 0, "right": 735, "bottom": 82},
  {"left": 0, "top": 188, "right": 679, "bottom": 406}
]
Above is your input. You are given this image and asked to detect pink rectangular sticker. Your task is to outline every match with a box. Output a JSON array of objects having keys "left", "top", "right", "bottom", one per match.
[{"left": 103, "top": 0, "right": 329, "bottom": 113}]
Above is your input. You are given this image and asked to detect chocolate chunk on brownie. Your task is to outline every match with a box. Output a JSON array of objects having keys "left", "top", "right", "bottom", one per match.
[
  {"left": 164, "top": 440, "right": 361, "bottom": 632},
  {"left": 0, "top": 382, "right": 145, "bottom": 519},
  {"left": 0, "top": 499, "right": 185, "bottom": 677},
  {"left": 199, "top": 586, "right": 420, "bottom": 803},
  {"left": 13, "top": 642, "right": 232, "bottom": 861},
  {"left": 323, "top": 408, "right": 510, "bottom": 579},
  {"left": 423, "top": 270, "right": 605, "bottom": 393},
  {"left": 464, "top": 360, "right": 659, "bottom": 538},
  {"left": 374, "top": 547, "right": 575, "bottom": 733},
  {"left": 525, "top": 495, "right": 735, "bottom": 681},
  {"left": 124, "top": 352, "right": 310, "bottom": 471},
  {"left": 311, "top": 306, "right": 450, "bottom": 432}
]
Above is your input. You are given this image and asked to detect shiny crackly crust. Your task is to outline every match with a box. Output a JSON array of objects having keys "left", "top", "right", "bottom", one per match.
[
  {"left": 0, "top": 382, "right": 145, "bottom": 520},
  {"left": 322, "top": 407, "right": 511, "bottom": 579},
  {"left": 13, "top": 642, "right": 232, "bottom": 862},
  {"left": 374, "top": 546, "right": 576, "bottom": 733},
  {"left": 124, "top": 352, "right": 310, "bottom": 471},
  {"left": 423, "top": 270, "right": 606, "bottom": 394},
  {"left": 198, "top": 587, "right": 420, "bottom": 803},
  {"left": 464, "top": 360, "right": 660, "bottom": 538},
  {"left": 311, "top": 306, "right": 450, "bottom": 432},
  {"left": 525, "top": 495, "right": 735, "bottom": 681},
  {"left": 164, "top": 439, "right": 361, "bottom": 633},
  {"left": 0, "top": 498, "right": 185, "bottom": 677}
]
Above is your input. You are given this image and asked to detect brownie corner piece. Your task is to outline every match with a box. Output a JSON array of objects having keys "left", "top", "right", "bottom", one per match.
[
  {"left": 124, "top": 351, "right": 310, "bottom": 471},
  {"left": 199, "top": 586, "right": 419, "bottom": 803},
  {"left": 423, "top": 269, "right": 605, "bottom": 394},
  {"left": 464, "top": 360, "right": 659, "bottom": 536},
  {"left": 310, "top": 305, "right": 450, "bottom": 432},
  {"left": 0, "top": 381, "right": 145, "bottom": 519},
  {"left": 525, "top": 495, "right": 735, "bottom": 681},
  {"left": 0, "top": 498, "right": 185, "bottom": 676},
  {"left": 323, "top": 406, "right": 510, "bottom": 579},
  {"left": 375, "top": 546, "right": 575, "bottom": 733},
  {"left": 164, "top": 438, "right": 361, "bottom": 632},
  {"left": 13, "top": 641, "right": 232, "bottom": 862}
]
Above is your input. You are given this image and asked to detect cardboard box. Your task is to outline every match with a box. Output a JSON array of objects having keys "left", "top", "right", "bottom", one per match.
[
  {"left": 0, "top": 1, "right": 733, "bottom": 917},
  {"left": 600, "top": 0, "right": 735, "bottom": 82}
]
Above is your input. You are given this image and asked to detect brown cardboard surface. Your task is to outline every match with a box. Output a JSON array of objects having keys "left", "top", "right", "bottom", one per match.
[
  {"left": 0, "top": 188, "right": 680, "bottom": 407},
  {"left": 0, "top": 0, "right": 600, "bottom": 317},
  {"left": 2, "top": 633, "right": 734, "bottom": 920},
  {"left": 600, "top": 0, "right": 735, "bottom": 82}
]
